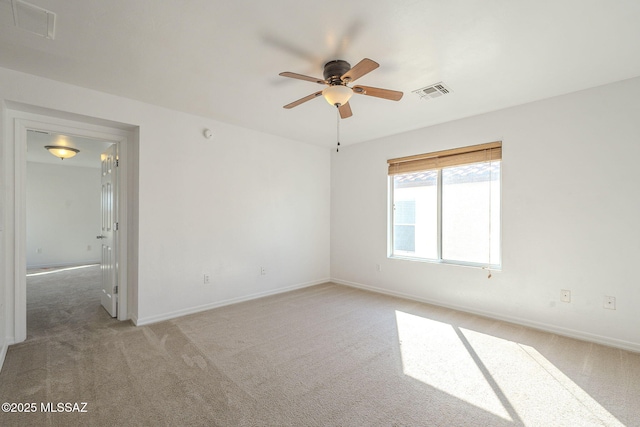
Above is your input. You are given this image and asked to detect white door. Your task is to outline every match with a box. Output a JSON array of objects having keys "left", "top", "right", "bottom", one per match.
[{"left": 98, "top": 144, "right": 118, "bottom": 317}]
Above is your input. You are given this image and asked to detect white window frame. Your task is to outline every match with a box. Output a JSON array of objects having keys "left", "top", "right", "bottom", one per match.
[{"left": 388, "top": 143, "right": 502, "bottom": 270}]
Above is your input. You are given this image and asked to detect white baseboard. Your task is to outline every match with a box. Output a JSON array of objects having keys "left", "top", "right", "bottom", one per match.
[
  {"left": 0, "top": 333, "right": 16, "bottom": 373},
  {"left": 129, "top": 313, "right": 139, "bottom": 326},
  {"left": 135, "top": 278, "right": 331, "bottom": 326},
  {"left": 332, "top": 278, "right": 640, "bottom": 354}
]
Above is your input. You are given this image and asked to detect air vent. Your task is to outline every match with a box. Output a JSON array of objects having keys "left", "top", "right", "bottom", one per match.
[
  {"left": 413, "top": 82, "right": 452, "bottom": 100},
  {"left": 12, "top": 0, "right": 56, "bottom": 39}
]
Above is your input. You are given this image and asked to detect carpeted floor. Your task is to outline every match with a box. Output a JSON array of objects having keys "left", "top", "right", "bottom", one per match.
[
  {"left": 1, "top": 265, "right": 639, "bottom": 426},
  {"left": 24, "top": 264, "right": 106, "bottom": 342}
]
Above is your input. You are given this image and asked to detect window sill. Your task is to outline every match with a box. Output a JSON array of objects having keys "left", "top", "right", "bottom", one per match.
[{"left": 388, "top": 255, "right": 502, "bottom": 272}]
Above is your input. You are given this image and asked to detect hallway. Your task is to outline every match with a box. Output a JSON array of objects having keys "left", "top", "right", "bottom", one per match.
[{"left": 25, "top": 264, "right": 112, "bottom": 342}]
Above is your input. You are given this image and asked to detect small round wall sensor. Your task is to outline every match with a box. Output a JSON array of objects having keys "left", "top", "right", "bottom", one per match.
[{"left": 203, "top": 129, "right": 213, "bottom": 139}]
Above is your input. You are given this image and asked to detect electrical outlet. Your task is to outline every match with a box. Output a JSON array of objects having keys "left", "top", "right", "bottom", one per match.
[
  {"left": 561, "top": 290, "right": 571, "bottom": 303},
  {"left": 604, "top": 296, "right": 616, "bottom": 310},
  {"left": 203, "top": 273, "right": 211, "bottom": 284},
  {"left": 260, "top": 267, "right": 266, "bottom": 275},
  {"left": 376, "top": 263, "right": 382, "bottom": 272}
]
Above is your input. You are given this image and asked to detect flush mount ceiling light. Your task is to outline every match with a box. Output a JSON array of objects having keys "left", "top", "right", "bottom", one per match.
[{"left": 45, "top": 145, "right": 79, "bottom": 160}]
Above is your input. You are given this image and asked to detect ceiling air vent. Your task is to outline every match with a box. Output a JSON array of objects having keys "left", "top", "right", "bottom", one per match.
[
  {"left": 413, "top": 82, "right": 452, "bottom": 100},
  {"left": 12, "top": 0, "right": 56, "bottom": 39}
]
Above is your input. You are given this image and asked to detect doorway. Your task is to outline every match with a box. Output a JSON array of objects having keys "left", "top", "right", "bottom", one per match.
[
  {"left": 6, "top": 107, "right": 134, "bottom": 344},
  {"left": 26, "top": 130, "right": 117, "bottom": 329}
]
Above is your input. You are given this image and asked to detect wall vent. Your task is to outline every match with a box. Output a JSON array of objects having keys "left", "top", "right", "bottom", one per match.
[
  {"left": 12, "top": 0, "right": 56, "bottom": 39},
  {"left": 413, "top": 82, "right": 452, "bottom": 100}
]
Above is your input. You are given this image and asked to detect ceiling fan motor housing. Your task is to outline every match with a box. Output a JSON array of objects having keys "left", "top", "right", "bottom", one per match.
[{"left": 323, "top": 60, "right": 351, "bottom": 85}]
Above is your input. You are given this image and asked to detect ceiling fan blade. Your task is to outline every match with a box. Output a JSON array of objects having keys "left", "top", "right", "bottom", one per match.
[
  {"left": 279, "top": 72, "right": 326, "bottom": 85},
  {"left": 341, "top": 58, "right": 379, "bottom": 82},
  {"left": 262, "top": 33, "right": 320, "bottom": 64},
  {"left": 338, "top": 102, "right": 353, "bottom": 119},
  {"left": 332, "top": 20, "right": 364, "bottom": 58},
  {"left": 283, "top": 91, "right": 324, "bottom": 109},
  {"left": 352, "top": 85, "right": 403, "bottom": 101}
]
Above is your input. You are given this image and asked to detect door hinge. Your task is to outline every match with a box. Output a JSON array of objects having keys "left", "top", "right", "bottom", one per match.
[
  {"left": 114, "top": 285, "right": 118, "bottom": 294},
  {"left": 115, "top": 222, "right": 119, "bottom": 231},
  {"left": 115, "top": 159, "right": 119, "bottom": 167}
]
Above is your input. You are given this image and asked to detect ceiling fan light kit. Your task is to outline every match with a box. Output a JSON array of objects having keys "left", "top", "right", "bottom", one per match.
[{"left": 322, "top": 85, "right": 353, "bottom": 106}]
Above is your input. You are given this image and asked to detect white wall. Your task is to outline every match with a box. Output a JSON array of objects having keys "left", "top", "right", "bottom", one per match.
[
  {"left": 135, "top": 118, "right": 331, "bottom": 324},
  {"left": 3, "top": 64, "right": 638, "bottom": 361},
  {"left": 331, "top": 76, "right": 640, "bottom": 352},
  {"left": 0, "top": 99, "right": 6, "bottom": 366},
  {"left": 26, "top": 162, "right": 101, "bottom": 268},
  {"left": 1, "top": 66, "right": 330, "bottom": 347}
]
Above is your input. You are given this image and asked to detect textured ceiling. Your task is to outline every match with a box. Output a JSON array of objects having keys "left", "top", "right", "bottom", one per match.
[{"left": 2, "top": 0, "right": 640, "bottom": 147}]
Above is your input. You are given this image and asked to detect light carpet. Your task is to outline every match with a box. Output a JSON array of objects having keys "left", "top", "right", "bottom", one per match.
[{"left": 1, "top": 265, "right": 639, "bottom": 426}]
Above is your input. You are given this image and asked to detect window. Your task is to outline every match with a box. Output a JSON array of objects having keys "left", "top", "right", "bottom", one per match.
[
  {"left": 393, "top": 200, "right": 417, "bottom": 253},
  {"left": 388, "top": 142, "right": 501, "bottom": 268}
]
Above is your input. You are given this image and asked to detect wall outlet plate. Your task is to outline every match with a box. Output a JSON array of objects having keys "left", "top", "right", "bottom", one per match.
[{"left": 561, "top": 289, "right": 571, "bottom": 303}]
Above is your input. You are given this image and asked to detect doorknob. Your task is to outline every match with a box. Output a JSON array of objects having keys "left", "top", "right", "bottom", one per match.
[{"left": 96, "top": 235, "right": 105, "bottom": 239}]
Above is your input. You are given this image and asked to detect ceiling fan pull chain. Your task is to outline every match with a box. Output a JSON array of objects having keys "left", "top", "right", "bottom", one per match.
[
  {"left": 336, "top": 106, "right": 341, "bottom": 152},
  {"left": 337, "top": 108, "right": 342, "bottom": 152}
]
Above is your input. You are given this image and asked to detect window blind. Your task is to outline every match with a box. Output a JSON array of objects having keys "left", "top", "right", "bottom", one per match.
[{"left": 388, "top": 141, "right": 502, "bottom": 176}]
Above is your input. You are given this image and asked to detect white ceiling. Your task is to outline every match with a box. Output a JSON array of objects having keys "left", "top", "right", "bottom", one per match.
[{"left": 2, "top": 0, "right": 640, "bottom": 148}]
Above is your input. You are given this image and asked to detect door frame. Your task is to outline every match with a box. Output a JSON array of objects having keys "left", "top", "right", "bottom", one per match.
[{"left": 6, "top": 109, "right": 132, "bottom": 343}]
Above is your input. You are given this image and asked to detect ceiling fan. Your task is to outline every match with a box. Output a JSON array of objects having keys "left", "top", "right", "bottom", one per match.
[{"left": 279, "top": 58, "right": 403, "bottom": 119}]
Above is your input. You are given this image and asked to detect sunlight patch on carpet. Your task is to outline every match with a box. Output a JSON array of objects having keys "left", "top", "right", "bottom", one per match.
[
  {"left": 515, "top": 341, "right": 624, "bottom": 426},
  {"left": 395, "top": 310, "right": 624, "bottom": 426},
  {"left": 395, "top": 310, "right": 512, "bottom": 421},
  {"left": 27, "top": 264, "right": 99, "bottom": 277}
]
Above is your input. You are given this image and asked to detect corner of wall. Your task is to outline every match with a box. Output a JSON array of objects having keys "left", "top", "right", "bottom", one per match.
[
  {"left": 126, "top": 127, "right": 140, "bottom": 323},
  {"left": 1, "top": 99, "right": 10, "bottom": 364},
  {"left": 0, "top": 343, "right": 7, "bottom": 373}
]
